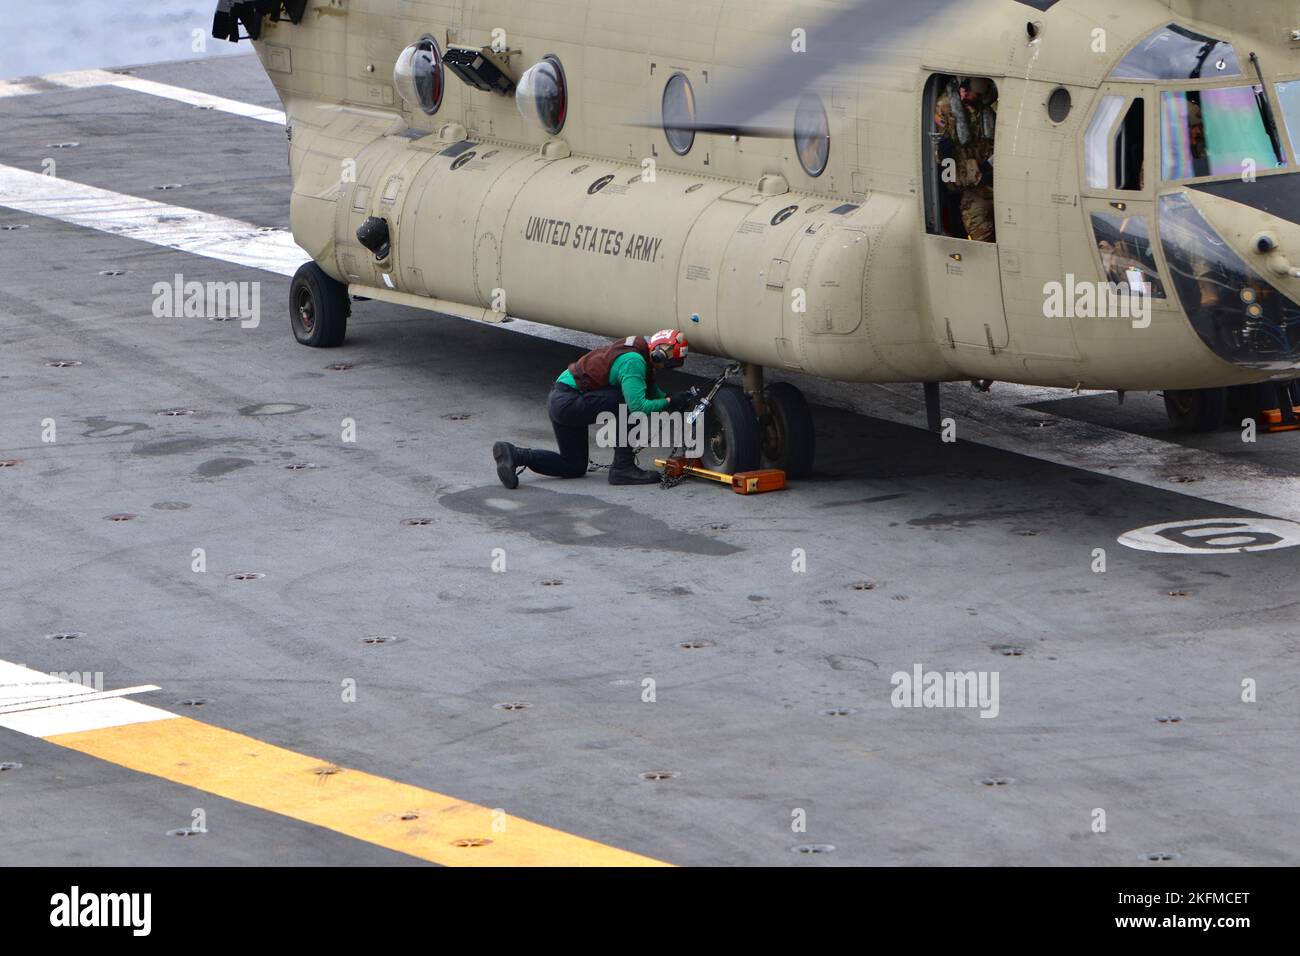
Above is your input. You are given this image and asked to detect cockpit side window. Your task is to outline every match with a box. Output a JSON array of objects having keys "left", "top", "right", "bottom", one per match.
[
  {"left": 1085, "top": 95, "right": 1145, "bottom": 191},
  {"left": 1111, "top": 24, "right": 1242, "bottom": 82},
  {"left": 923, "top": 74, "right": 998, "bottom": 243},
  {"left": 1091, "top": 211, "right": 1166, "bottom": 300},
  {"left": 1085, "top": 95, "right": 1124, "bottom": 189},
  {"left": 1115, "top": 99, "right": 1145, "bottom": 190}
]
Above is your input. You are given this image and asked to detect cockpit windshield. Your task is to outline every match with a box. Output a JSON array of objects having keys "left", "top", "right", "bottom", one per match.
[
  {"left": 1112, "top": 24, "right": 1242, "bottom": 81},
  {"left": 1161, "top": 86, "right": 1287, "bottom": 181}
]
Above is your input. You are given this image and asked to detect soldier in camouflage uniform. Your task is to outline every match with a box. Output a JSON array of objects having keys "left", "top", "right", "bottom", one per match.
[{"left": 935, "top": 77, "right": 998, "bottom": 243}]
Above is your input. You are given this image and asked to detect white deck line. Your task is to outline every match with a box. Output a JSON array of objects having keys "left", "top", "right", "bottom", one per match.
[
  {"left": 0, "top": 67, "right": 286, "bottom": 124},
  {"left": 0, "top": 661, "right": 174, "bottom": 738},
  {"left": 0, "top": 165, "right": 308, "bottom": 276}
]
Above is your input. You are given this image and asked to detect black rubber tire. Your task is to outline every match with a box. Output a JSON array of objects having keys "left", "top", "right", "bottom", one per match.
[
  {"left": 760, "top": 381, "right": 816, "bottom": 479},
  {"left": 700, "top": 385, "right": 761, "bottom": 475},
  {"left": 1225, "top": 385, "right": 1258, "bottom": 426},
  {"left": 290, "top": 261, "right": 350, "bottom": 348},
  {"left": 1164, "top": 388, "right": 1228, "bottom": 432},
  {"left": 1227, "top": 383, "right": 1280, "bottom": 426}
]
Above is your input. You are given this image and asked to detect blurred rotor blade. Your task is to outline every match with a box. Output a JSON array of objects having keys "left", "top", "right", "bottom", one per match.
[{"left": 639, "top": 0, "right": 1061, "bottom": 138}]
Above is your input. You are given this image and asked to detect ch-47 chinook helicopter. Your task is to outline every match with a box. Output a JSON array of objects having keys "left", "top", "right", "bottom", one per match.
[{"left": 213, "top": 0, "right": 1300, "bottom": 478}]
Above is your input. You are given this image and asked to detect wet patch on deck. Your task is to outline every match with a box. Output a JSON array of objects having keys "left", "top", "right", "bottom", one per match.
[
  {"left": 440, "top": 486, "right": 742, "bottom": 556},
  {"left": 196, "top": 456, "right": 254, "bottom": 477}
]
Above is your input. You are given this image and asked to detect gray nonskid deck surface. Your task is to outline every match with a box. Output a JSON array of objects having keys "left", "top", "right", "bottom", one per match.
[{"left": 1, "top": 55, "right": 1297, "bottom": 866}]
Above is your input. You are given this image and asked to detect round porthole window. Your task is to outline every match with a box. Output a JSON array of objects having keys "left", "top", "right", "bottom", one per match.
[
  {"left": 516, "top": 55, "right": 568, "bottom": 135},
  {"left": 794, "top": 94, "right": 830, "bottom": 178},
  {"left": 393, "top": 37, "right": 444, "bottom": 116},
  {"left": 1048, "top": 87, "right": 1072, "bottom": 124},
  {"left": 663, "top": 73, "right": 697, "bottom": 156}
]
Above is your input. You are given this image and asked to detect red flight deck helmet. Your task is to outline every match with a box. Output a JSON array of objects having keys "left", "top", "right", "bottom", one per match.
[{"left": 647, "top": 329, "right": 689, "bottom": 369}]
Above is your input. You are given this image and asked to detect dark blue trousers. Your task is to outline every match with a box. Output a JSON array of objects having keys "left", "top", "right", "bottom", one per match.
[{"left": 527, "top": 383, "right": 624, "bottom": 478}]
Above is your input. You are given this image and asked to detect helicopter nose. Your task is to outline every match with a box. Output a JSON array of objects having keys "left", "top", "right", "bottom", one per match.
[
  {"left": 1158, "top": 185, "right": 1300, "bottom": 372},
  {"left": 1187, "top": 174, "right": 1300, "bottom": 287},
  {"left": 1191, "top": 171, "right": 1300, "bottom": 229}
]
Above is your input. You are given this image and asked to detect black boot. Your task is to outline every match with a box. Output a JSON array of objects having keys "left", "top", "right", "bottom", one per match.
[
  {"left": 492, "top": 442, "right": 530, "bottom": 489},
  {"left": 608, "top": 447, "right": 659, "bottom": 486}
]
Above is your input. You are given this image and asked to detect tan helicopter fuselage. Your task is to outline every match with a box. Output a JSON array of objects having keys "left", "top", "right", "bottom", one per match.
[{"left": 250, "top": 0, "right": 1300, "bottom": 392}]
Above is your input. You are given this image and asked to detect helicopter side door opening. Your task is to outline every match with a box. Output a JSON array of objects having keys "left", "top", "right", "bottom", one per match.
[
  {"left": 922, "top": 73, "right": 1010, "bottom": 356},
  {"left": 924, "top": 74, "right": 998, "bottom": 244}
]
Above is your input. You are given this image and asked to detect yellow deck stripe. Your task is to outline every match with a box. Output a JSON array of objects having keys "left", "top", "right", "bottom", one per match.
[{"left": 47, "top": 717, "right": 670, "bottom": 867}]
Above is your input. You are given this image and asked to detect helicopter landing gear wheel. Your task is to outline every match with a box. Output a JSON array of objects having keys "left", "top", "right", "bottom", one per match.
[
  {"left": 1226, "top": 383, "right": 1278, "bottom": 426},
  {"left": 700, "top": 385, "right": 761, "bottom": 475},
  {"left": 290, "top": 261, "right": 350, "bottom": 348},
  {"left": 1164, "top": 388, "right": 1227, "bottom": 433},
  {"left": 760, "top": 381, "right": 815, "bottom": 479}
]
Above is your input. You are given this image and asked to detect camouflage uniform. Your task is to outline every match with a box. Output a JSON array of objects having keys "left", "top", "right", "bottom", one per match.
[
  {"left": 937, "top": 80, "right": 997, "bottom": 243},
  {"left": 960, "top": 188, "right": 996, "bottom": 244}
]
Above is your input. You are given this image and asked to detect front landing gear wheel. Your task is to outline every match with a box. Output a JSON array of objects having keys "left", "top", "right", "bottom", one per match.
[
  {"left": 1227, "top": 384, "right": 1278, "bottom": 426},
  {"left": 290, "top": 262, "right": 350, "bottom": 348},
  {"left": 760, "top": 381, "right": 815, "bottom": 479},
  {"left": 1164, "top": 388, "right": 1227, "bottom": 433},
  {"left": 701, "top": 385, "right": 761, "bottom": 475}
]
